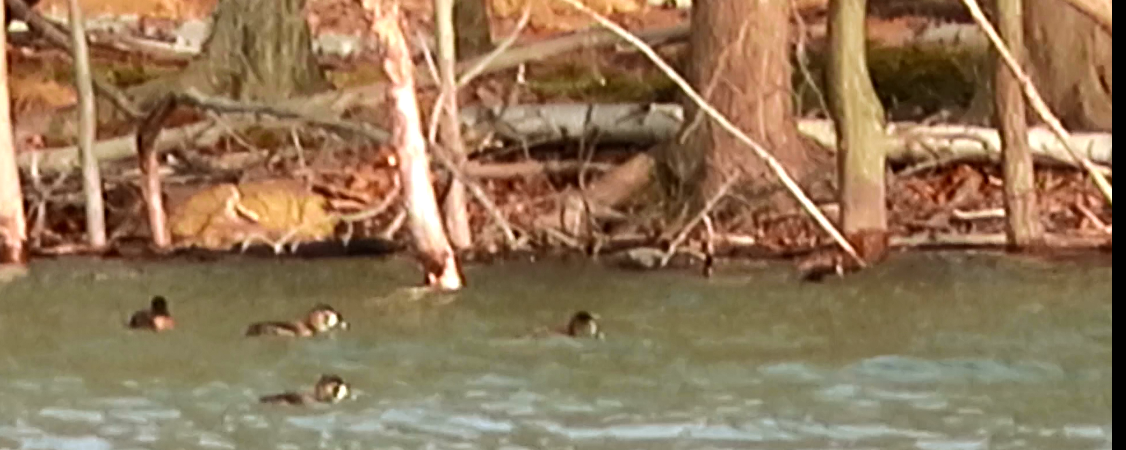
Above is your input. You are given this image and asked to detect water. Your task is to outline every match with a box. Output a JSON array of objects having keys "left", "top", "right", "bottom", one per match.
[{"left": 0, "top": 251, "right": 1112, "bottom": 449}]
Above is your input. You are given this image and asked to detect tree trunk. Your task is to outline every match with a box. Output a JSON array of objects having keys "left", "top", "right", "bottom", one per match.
[
  {"left": 969, "top": 0, "right": 1112, "bottom": 131},
  {"left": 1023, "top": 0, "right": 1111, "bottom": 132},
  {"left": 127, "top": 0, "right": 330, "bottom": 111},
  {"left": 994, "top": 0, "right": 1042, "bottom": 247},
  {"left": 827, "top": 0, "right": 889, "bottom": 263},
  {"left": 0, "top": 3, "right": 28, "bottom": 265},
  {"left": 676, "top": 0, "right": 816, "bottom": 212},
  {"left": 454, "top": 0, "right": 492, "bottom": 59},
  {"left": 436, "top": 0, "right": 472, "bottom": 250},
  {"left": 68, "top": 0, "right": 107, "bottom": 248},
  {"left": 373, "top": 4, "right": 463, "bottom": 291}
]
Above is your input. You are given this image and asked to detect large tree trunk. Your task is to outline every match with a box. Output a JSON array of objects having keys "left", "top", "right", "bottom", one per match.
[
  {"left": 0, "top": 3, "right": 28, "bottom": 265},
  {"left": 827, "top": 0, "right": 889, "bottom": 264},
  {"left": 968, "top": 0, "right": 1112, "bottom": 131},
  {"left": 454, "top": 0, "right": 493, "bottom": 59},
  {"left": 126, "top": 0, "right": 330, "bottom": 114},
  {"left": 1023, "top": 0, "right": 1111, "bottom": 132},
  {"left": 676, "top": 0, "right": 817, "bottom": 212},
  {"left": 994, "top": 0, "right": 1042, "bottom": 247}
]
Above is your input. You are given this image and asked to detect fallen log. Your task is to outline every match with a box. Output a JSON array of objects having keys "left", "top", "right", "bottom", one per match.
[
  {"left": 20, "top": 100, "right": 1112, "bottom": 183},
  {"left": 460, "top": 103, "right": 1113, "bottom": 167}
]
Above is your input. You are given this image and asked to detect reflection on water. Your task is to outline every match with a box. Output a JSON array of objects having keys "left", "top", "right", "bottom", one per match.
[{"left": 0, "top": 252, "right": 1112, "bottom": 449}]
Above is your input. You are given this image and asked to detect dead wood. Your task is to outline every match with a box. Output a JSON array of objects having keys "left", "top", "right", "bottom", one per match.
[
  {"left": 532, "top": 151, "right": 655, "bottom": 237},
  {"left": 461, "top": 103, "right": 1114, "bottom": 168},
  {"left": 368, "top": 2, "right": 462, "bottom": 291},
  {"left": 135, "top": 95, "right": 177, "bottom": 249}
]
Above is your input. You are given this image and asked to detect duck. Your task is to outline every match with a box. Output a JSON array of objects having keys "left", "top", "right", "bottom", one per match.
[
  {"left": 259, "top": 374, "right": 351, "bottom": 406},
  {"left": 561, "top": 311, "right": 604, "bottom": 339},
  {"left": 127, "top": 296, "right": 175, "bottom": 331},
  {"left": 528, "top": 310, "right": 604, "bottom": 340},
  {"left": 245, "top": 303, "right": 349, "bottom": 337}
]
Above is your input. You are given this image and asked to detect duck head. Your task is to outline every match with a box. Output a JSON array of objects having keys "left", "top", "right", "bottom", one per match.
[
  {"left": 312, "top": 374, "right": 351, "bottom": 403},
  {"left": 567, "top": 311, "right": 603, "bottom": 339},
  {"left": 306, "top": 304, "right": 348, "bottom": 333}
]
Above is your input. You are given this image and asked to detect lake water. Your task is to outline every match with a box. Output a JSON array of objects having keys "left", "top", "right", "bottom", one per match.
[{"left": 0, "top": 251, "right": 1112, "bottom": 449}]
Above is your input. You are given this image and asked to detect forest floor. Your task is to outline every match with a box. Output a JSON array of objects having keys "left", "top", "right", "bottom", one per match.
[{"left": 7, "top": 0, "right": 1112, "bottom": 276}]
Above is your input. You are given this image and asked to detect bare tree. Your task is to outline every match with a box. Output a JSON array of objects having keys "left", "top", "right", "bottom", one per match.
[
  {"left": 993, "top": 0, "right": 1042, "bottom": 246},
  {"left": 0, "top": 4, "right": 29, "bottom": 265},
  {"left": 68, "top": 0, "right": 107, "bottom": 247},
  {"left": 435, "top": 0, "right": 472, "bottom": 250},
  {"left": 827, "top": 0, "right": 890, "bottom": 263}
]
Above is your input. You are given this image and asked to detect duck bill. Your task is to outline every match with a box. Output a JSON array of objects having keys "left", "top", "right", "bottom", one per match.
[{"left": 338, "top": 321, "right": 349, "bottom": 330}]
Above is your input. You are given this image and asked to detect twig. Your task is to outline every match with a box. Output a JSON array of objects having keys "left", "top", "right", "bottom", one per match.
[
  {"left": 463, "top": 160, "right": 615, "bottom": 178},
  {"left": 1073, "top": 203, "right": 1111, "bottom": 235},
  {"left": 952, "top": 207, "right": 1005, "bottom": 221},
  {"left": 660, "top": 173, "right": 740, "bottom": 267},
  {"left": 381, "top": 209, "right": 408, "bottom": 240},
  {"left": 456, "top": 5, "right": 532, "bottom": 87},
  {"left": 959, "top": 0, "right": 1112, "bottom": 206},
  {"left": 555, "top": 0, "right": 865, "bottom": 267},
  {"left": 701, "top": 214, "right": 716, "bottom": 278},
  {"left": 431, "top": 146, "right": 521, "bottom": 248},
  {"left": 174, "top": 89, "right": 391, "bottom": 143}
]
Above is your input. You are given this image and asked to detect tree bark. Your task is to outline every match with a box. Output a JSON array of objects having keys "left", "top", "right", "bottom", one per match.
[
  {"left": 454, "top": 0, "right": 493, "bottom": 59},
  {"left": 127, "top": 0, "right": 330, "bottom": 113},
  {"left": 1023, "top": 0, "right": 1111, "bottom": 132},
  {"left": 68, "top": 0, "right": 107, "bottom": 248},
  {"left": 994, "top": 0, "right": 1042, "bottom": 247},
  {"left": 436, "top": 0, "right": 472, "bottom": 250},
  {"left": 0, "top": 3, "right": 28, "bottom": 265},
  {"left": 373, "top": 4, "right": 463, "bottom": 291},
  {"left": 1056, "top": 0, "right": 1111, "bottom": 34},
  {"left": 678, "top": 0, "right": 816, "bottom": 212},
  {"left": 827, "top": 0, "right": 889, "bottom": 263}
]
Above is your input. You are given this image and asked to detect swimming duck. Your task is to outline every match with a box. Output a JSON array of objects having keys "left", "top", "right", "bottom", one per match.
[
  {"left": 245, "top": 304, "right": 349, "bottom": 337},
  {"left": 259, "top": 374, "right": 351, "bottom": 406},
  {"left": 561, "top": 311, "right": 604, "bottom": 339},
  {"left": 527, "top": 310, "right": 604, "bottom": 340},
  {"left": 127, "top": 296, "right": 175, "bottom": 331}
]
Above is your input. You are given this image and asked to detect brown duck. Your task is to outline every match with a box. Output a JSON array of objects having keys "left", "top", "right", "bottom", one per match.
[
  {"left": 528, "top": 311, "right": 604, "bottom": 340},
  {"left": 259, "top": 374, "right": 351, "bottom": 405},
  {"left": 127, "top": 296, "right": 175, "bottom": 332},
  {"left": 246, "top": 304, "right": 349, "bottom": 337}
]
